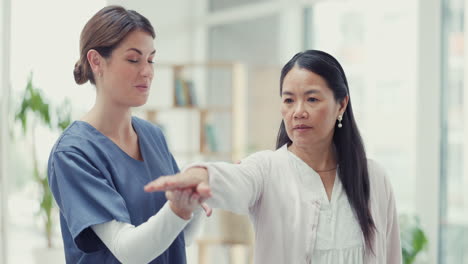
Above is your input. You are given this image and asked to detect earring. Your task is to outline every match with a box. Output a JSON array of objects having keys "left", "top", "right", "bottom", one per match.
[{"left": 337, "top": 114, "right": 343, "bottom": 128}]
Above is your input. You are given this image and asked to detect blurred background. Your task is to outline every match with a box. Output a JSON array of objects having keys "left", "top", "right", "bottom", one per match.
[{"left": 0, "top": 0, "right": 466, "bottom": 263}]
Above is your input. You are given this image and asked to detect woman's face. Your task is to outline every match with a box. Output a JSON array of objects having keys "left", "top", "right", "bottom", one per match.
[
  {"left": 99, "top": 30, "right": 155, "bottom": 107},
  {"left": 280, "top": 66, "right": 347, "bottom": 148}
]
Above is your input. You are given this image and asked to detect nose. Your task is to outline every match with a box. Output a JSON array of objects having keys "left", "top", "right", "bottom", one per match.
[
  {"left": 141, "top": 62, "right": 154, "bottom": 79},
  {"left": 293, "top": 102, "right": 308, "bottom": 119}
]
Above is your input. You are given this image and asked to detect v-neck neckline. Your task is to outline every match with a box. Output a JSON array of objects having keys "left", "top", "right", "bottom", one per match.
[
  {"left": 287, "top": 148, "right": 339, "bottom": 206},
  {"left": 76, "top": 117, "right": 146, "bottom": 163}
]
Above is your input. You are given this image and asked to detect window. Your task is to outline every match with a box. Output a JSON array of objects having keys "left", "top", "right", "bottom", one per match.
[
  {"left": 304, "top": 0, "right": 418, "bottom": 213},
  {"left": 440, "top": 0, "right": 468, "bottom": 262}
]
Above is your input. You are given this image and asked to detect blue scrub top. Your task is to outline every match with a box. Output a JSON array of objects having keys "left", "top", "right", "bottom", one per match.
[{"left": 48, "top": 117, "right": 186, "bottom": 264}]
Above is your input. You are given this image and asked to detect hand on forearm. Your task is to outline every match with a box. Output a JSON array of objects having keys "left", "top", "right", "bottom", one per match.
[
  {"left": 145, "top": 167, "right": 212, "bottom": 217},
  {"left": 144, "top": 167, "right": 210, "bottom": 197},
  {"left": 167, "top": 189, "right": 200, "bottom": 220}
]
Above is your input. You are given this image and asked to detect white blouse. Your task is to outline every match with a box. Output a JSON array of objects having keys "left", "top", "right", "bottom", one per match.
[
  {"left": 191, "top": 145, "right": 402, "bottom": 264},
  {"left": 289, "top": 151, "right": 364, "bottom": 264}
]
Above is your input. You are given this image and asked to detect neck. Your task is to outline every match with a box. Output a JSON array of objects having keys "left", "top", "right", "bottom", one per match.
[
  {"left": 289, "top": 140, "right": 336, "bottom": 172},
  {"left": 81, "top": 96, "right": 134, "bottom": 141}
]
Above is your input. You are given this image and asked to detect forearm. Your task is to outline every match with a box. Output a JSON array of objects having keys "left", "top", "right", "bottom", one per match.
[
  {"left": 91, "top": 202, "right": 189, "bottom": 264},
  {"left": 186, "top": 160, "right": 264, "bottom": 215}
]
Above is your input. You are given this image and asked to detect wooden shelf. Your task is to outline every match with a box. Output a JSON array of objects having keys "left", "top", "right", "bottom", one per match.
[
  {"left": 144, "top": 62, "right": 247, "bottom": 163},
  {"left": 145, "top": 62, "right": 251, "bottom": 264}
]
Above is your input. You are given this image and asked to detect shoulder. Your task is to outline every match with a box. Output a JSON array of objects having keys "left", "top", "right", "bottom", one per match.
[
  {"left": 367, "top": 159, "right": 387, "bottom": 179},
  {"left": 51, "top": 121, "right": 98, "bottom": 155},
  {"left": 132, "top": 116, "right": 164, "bottom": 138},
  {"left": 367, "top": 158, "right": 394, "bottom": 198},
  {"left": 247, "top": 144, "right": 293, "bottom": 165},
  {"left": 132, "top": 116, "right": 172, "bottom": 154},
  {"left": 243, "top": 149, "right": 275, "bottom": 162},
  {"left": 48, "top": 121, "right": 110, "bottom": 172},
  {"left": 240, "top": 147, "right": 283, "bottom": 172}
]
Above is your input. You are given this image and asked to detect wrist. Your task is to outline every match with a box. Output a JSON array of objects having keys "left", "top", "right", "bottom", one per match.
[{"left": 186, "top": 167, "right": 209, "bottom": 181}]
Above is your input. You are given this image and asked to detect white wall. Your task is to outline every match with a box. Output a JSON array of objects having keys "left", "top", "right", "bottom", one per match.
[
  {"left": 7, "top": 1, "right": 104, "bottom": 263},
  {"left": 107, "top": 0, "right": 195, "bottom": 63},
  {"left": 0, "top": 0, "right": 11, "bottom": 263}
]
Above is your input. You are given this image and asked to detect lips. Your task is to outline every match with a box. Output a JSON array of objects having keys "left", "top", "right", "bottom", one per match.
[
  {"left": 135, "top": 84, "right": 149, "bottom": 93},
  {"left": 293, "top": 124, "right": 312, "bottom": 129}
]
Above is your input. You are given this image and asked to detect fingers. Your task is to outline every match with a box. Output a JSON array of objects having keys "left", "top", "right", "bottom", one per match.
[
  {"left": 165, "top": 190, "right": 181, "bottom": 201},
  {"left": 190, "top": 192, "right": 200, "bottom": 205},
  {"left": 145, "top": 173, "right": 207, "bottom": 192},
  {"left": 196, "top": 182, "right": 212, "bottom": 197},
  {"left": 166, "top": 188, "right": 202, "bottom": 206},
  {"left": 165, "top": 187, "right": 212, "bottom": 217},
  {"left": 201, "top": 202, "right": 212, "bottom": 217},
  {"left": 145, "top": 175, "right": 175, "bottom": 192}
]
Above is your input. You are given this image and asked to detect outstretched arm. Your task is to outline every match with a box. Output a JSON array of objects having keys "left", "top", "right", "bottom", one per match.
[{"left": 145, "top": 151, "right": 269, "bottom": 215}]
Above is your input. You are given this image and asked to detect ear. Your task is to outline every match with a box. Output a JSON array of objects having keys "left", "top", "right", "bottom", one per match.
[
  {"left": 338, "top": 95, "right": 349, "bottom": 115},
  {"left": 86, "top": 49, "right": 103, "bottom": 76}
]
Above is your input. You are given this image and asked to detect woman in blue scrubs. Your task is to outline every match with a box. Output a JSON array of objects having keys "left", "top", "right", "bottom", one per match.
[{"left": 47, "top": 5, "right": 205, "bottom": 264}]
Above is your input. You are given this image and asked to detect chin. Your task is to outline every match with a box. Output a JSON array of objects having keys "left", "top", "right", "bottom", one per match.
[
  {"left": 292, "top": 137, "right": 314, "bottom": 147},
  {"left": 130, "top": 98, "right": 148, "bottom": 107}
]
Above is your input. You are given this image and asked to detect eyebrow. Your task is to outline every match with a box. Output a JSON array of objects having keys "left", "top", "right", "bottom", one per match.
[
  {"left": 126, "top": 48, "right": 156, "bottom": 55},
  {"left": 282, "top": 89, "right": 321, "bottom": 96}
]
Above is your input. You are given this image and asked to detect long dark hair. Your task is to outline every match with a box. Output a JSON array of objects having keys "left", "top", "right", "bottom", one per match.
[{"left": 276, "top": 50, "right": 375, "bottom": 251}]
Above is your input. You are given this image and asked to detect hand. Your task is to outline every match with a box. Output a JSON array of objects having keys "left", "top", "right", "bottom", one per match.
[
  {"left": 144, "top": 167, "right": 211, "bottom": 197},
  {"left": 145, "top": 167, "right": 212, "bottom": 216},
  {"left": 167, "top": 189, "right": 201, "bottom": 220}
]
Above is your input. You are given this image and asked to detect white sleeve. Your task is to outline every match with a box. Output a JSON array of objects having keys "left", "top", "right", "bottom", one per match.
[
  {"left": 186, "top": 150, "right": 270, "bottom": 215},
  {"left": 183, "top": 208, "right": 205, "bottom": 246},
  {"left": 91, "top": 202, "right": 189, "bottom": 264}
]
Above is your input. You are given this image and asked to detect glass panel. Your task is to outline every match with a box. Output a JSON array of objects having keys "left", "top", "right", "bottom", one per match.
[
  {"left": 440, "top": 0, "right": 468, "bottom": 262},
  {"left": 304, "top": 0, "right": 418, "bottom": 213}
]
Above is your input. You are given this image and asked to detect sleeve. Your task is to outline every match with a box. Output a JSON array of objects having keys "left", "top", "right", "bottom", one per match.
[
  {"left": 183, "top": 208, "right": 205, "bottom": 246},
  {"left": 170, "top": 153, "right": 180, "bottom": 173},
  {"left": 384, "top": 174, "right": 403, "bottom": 264},
  {"left": 148, "top": 120, "right": 203, "bottom": 246},
  {"left": 49, "top": 151, "right": 131, "bottom": 253},
  {"left": 187, "top": 151, "right": 271, "bottom": 215},
  {"left": 91, "top": 202, "right": 190, "bottom": 264}
]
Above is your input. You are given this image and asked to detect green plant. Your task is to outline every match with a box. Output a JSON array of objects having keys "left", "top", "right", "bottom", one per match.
[
  {"left": 15, "top": 73, "right": 71, "bottom": 248},
  {"left": 400, "top": 215, "right": 428, "bottom": 264}
]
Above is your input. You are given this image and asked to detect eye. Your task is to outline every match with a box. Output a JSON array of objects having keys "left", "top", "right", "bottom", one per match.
[
  {"left": 148, "top": 60, "right": 155, "bottom": 64},
  {"left": 283, "top": 98, "right": 293, "bottom": 104},
  {"left": 128, "top": 59, "right": 138, "bottom": 63},
  {"left": 308, "top": 97, "right": 318, "bottom": 102}
]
